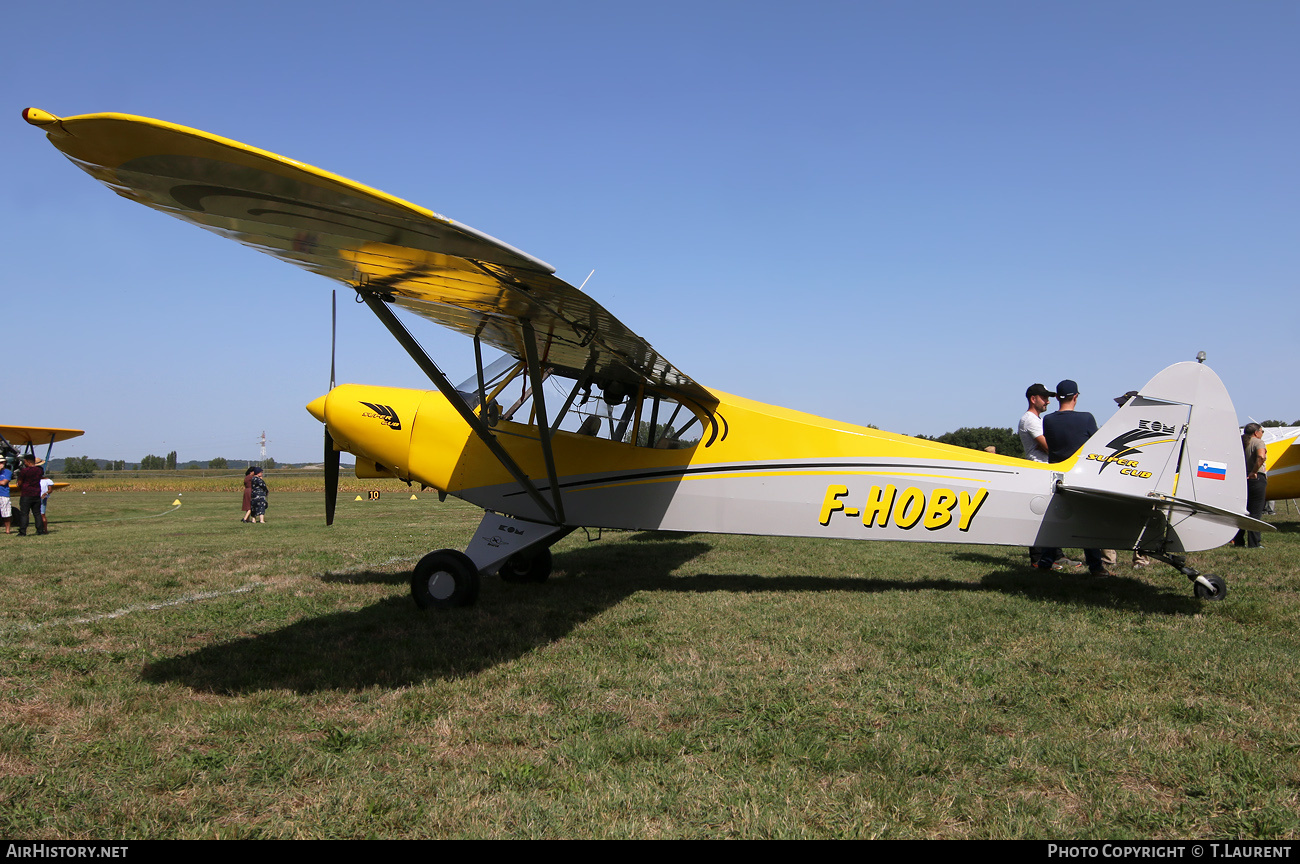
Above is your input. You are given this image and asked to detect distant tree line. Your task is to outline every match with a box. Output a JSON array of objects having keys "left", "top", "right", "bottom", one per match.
[
  {"left": 139, "top": 452, "right": 177, "bottom": 470},
  {"left": 916, "top": 426, "right": 1022, "bottom": 456},
  {"left": 62, "top": 456, "right": 97, "bottom": 478},
  {"left": 54, "top": 454, "right": 284, "bottom": 475},
  {"left": 135, "top": 452, "right": 275, "bottom": 470},
  {"left": 58, "top": 457, "right": 130, "bottom": 477}
]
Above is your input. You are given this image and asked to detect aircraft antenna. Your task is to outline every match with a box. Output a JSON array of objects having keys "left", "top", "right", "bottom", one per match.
[{"left": 577, "top": 270, "right": 595, "bottom": 292}]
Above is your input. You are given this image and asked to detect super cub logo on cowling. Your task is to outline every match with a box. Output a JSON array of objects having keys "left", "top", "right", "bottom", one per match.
[{"left": 359, "top": 402, "right": 402, "bottom": 431}]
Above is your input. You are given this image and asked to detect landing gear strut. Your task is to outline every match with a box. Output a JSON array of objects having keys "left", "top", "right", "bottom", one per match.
[
  {"left": 1149, "top": 552, "right": 1228, "bottom": 601},
  {"left": 410, "top": 512, "right": 572, "bottom": 609}
]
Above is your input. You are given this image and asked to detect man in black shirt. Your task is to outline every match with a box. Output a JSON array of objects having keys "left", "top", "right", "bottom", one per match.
[
  {"left": 1043, "top": 379, "right": 1107, "bottom": 575},
  {"left": 16, "top": 455, "right": 46, "bottom": 536},
  {"left": 1042, "top": 379, "right": 1098, "bottom": 463}
]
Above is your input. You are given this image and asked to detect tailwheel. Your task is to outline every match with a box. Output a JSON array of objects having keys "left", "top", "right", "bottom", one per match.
[
  {"left": 411, "top": 549, "right": 481, "bottom": 609},
  {"left": 1193, "top": 574, "right": 1227, "bottom": 602},
  {"left": 498, "top": 547, "right": 553, "bottom": 584}
]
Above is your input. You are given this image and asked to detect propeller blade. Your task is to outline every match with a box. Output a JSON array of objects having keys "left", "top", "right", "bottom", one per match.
[
  {"left": 324, "top": 427, "right": 339, "bottom": 526},
  {"left": 325, "top": 289, "right": 339, "bottom": 526}
]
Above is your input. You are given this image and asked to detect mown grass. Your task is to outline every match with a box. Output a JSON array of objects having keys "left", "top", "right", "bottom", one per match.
[{"left": 2, "top": 483, "right": 1298, "bottom": 838}]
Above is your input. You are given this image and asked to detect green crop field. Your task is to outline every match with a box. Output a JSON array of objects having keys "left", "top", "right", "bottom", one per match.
[{"left": 2, "top": 477, "right": 1298, "bottom": 838}]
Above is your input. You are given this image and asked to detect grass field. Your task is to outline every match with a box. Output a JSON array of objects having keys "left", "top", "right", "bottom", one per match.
[{"left": 2, "top": 477, "right": 1299, "bottom": 838}]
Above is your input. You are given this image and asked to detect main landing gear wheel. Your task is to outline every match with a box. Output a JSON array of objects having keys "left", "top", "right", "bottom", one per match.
[
  {"left": 411, "top": 549, "right": 481, "bottom": 609},
  {"left": 498, "top": 547, "right": 553, "bottom": 584},
  {"left": 1193, "top": 574, "right": 1227, "bottom": 602}
]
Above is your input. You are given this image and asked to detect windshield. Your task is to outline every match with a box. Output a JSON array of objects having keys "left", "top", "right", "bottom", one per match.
[{"left": 453, "top": 352, "right": 702, "bottom": 448}]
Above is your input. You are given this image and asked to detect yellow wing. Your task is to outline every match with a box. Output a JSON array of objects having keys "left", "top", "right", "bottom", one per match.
[
  {"left": 1264, "top": 431, "right": 1300, "bottom": 501},
  {"left": 0, "top": 425, "right": 85, "bottom": 446},
  {"left": 24, "top": 108, "right": 714, "bottom": 408}
]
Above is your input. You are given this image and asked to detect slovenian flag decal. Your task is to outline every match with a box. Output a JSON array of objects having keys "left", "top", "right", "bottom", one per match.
[{"left": 1196, "top": 460, "right": 1227, "bottom": 480}]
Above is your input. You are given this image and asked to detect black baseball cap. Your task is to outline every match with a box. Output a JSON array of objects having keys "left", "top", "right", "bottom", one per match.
[
  {"left": 1056, "top": 380, "right": 1079, "bottom": 398},
  {"left": 1026, "top": 383, "right": 1056, "bottom": 399}
]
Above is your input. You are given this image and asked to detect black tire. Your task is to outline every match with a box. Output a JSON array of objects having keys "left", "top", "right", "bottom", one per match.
[
  {"left": 1193, "top": 574, "right": 1227, "bottom": 601},
  {"left": 411, "top": 549, "right": 480, "bottom": 609},
  {"left": 498, "top": 547, "right": 553, "bottom": 584}
]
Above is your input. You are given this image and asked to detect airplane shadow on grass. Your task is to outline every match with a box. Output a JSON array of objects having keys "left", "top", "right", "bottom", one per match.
[{"left": 143, "top": 538, "right": 1207, "bottom": 695}]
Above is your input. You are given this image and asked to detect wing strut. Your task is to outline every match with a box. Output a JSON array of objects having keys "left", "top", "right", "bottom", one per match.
[
  {"left": 355, "top": 289, "right": 561, "bottom": 525},
  {"left": 472, "top": 333, "right": 488, "bottom": 418},
  {"left": 551, "top": 355, "right": 598, "bottom": 434},
  {"left": 521, "top": 319, "right": 566, "bottom": 525}
]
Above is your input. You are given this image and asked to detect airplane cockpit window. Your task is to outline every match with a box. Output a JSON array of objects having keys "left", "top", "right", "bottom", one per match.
[
  {"left": 551, "top": 379, "right": 703, "bottom": 449},
  {"left": 454, "top": 353, "right": 520, "bottom": 425},
  {"left": 456, "top": 353, "right": 703, "bottom": 449}
]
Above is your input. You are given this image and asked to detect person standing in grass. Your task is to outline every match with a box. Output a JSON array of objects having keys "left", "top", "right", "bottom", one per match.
[
  {"left": 16, "top": 454, "right": 46, "bottom": 536},
  {"left": 1043, "top": 379, "right": 1108, "bottom": 576},
  {"left": 1232, "top": 423, "right": 1267, "bottom": 548},
  {"left": 1018, "top": 383, "right": 1064, "bottom": 571},
  {"left": 39, "top": 475, "right": 53, "bottom": 533},
  {"left": 0, "top": 465, "right": 11, "bottom": 532},
  {"left": 250, "top": 466, "right": 269, "bottom": 523},
  {"left": 0, "top": 462, "right": 12, "bottom": 534},
  {"left": 241, "top": 466, "right": 256, "bottom": 523}
]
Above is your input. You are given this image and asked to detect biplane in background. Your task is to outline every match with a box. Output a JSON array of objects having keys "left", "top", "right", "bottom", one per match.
[
  {"left": 25, "top": 108, "right": 1271, "bottom": 605},
  {"left": 2, "top": 425, "right": 85, "bottom": 493}
]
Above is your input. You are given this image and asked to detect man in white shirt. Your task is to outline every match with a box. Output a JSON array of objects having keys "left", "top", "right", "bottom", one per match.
[
  {"left": 39, "top": 476, "right": 54, "bottom": 533},
  {"left": 1018, "top": 383, "right": 1070, "bottom": 570},
  {"left": 1018, "top": 383, "right": 1053, "bottom": 463}
]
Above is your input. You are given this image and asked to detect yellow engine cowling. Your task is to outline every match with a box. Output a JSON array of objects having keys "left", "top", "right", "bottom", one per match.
[{"left": 307, "top": 384, "right": 472, "bottom": 493}]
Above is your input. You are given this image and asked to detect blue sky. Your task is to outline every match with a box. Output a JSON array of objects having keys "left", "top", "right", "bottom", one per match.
[{"left": 5, "top": 1, "right": 1297, "bottom": 464}]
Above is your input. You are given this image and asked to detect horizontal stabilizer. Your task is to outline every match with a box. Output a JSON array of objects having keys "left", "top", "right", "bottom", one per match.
[{"left": 1057, "top": 481, "right": 1274, "bottom": 534}]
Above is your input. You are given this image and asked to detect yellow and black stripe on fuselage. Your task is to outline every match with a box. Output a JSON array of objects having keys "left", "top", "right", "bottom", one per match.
[{"left": 311, "top": 383, "right": 1102, "bottom": 550}]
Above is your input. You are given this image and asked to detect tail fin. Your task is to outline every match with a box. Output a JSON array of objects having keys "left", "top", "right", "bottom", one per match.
[{"left": 1058, "top": 361, "right": 1256, "bottom": 551}]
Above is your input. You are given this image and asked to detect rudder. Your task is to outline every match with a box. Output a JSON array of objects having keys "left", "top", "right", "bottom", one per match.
[{"left": 1059, "top": 361, "right": 1248, "bottom": 552}]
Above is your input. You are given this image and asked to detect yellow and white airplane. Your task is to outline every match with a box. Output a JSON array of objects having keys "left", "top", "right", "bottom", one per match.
[
  {"left": 2, "top": 425, "right": 85, "bottom": 493},
  {"left": 1261, "top": 427, "right": 1300, "bottom": 502},
  {"left": 25, "top": 108, "right": 1270, "bottom": 605}
]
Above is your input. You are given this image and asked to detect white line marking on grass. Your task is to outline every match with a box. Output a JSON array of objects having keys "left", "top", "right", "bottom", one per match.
[
  {"left": 5, "top": 583, "right": 260, "bottom": 634},
  {"left": 68, "top": 503, "right": 183, "bottom": 524},
  {"left": 5, "top": 555, "right": 418, "bottom": 637}
]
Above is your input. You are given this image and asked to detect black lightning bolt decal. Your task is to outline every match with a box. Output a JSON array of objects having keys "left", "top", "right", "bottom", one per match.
[
  {"left": 359, "top": 402, "right": 402, "bottom": 431},
  {"left": 1096, "top": 427, "right": 1173, "bottom": 472}
]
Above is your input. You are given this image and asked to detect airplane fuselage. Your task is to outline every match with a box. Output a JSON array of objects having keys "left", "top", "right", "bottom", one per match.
[{"left": 311, "top": 383, "right": 1192, "bottom": 555}]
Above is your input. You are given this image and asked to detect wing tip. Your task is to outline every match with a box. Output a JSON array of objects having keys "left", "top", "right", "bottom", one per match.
[
  {"left": 22, "top": 107, "right": 59, "bottom": 127},
  {"left": 22, "top": 107, "right": 76, "bottom": 139}
]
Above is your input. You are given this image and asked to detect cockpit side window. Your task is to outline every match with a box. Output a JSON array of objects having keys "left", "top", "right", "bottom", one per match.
[{"left": 456, "top": 353, "right": 704, "bottom": 448}]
